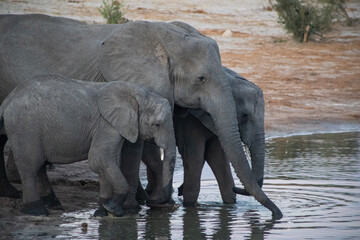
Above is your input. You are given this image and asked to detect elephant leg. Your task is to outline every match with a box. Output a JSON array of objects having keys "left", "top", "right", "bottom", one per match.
[
  {"left": 37, "top": 164, "right": 62, "bottom": 209},
  {"left": 0, "top": 135, "right": 21, "bottom": 198},
  {"left": 9, "top": 137, "right": 48, "bottom": 215},
  {"left": 181, "top": 141, "right": 206, "bottom": 207},
  {"left": 120, "top": 139, "right": 143, "bottom": 214},
  {"left": 136, "top": 179, "right": 149, "bottom": 204},
  {"left": 205, "top": 136, "right": 236, "bottom": 204},
  {"left": 93, "top": 175, "right": 113, "bottom": 217},
  {"left": 141, "top": 142, "right": 164, "bottom": 202},
  {"left": 88, "top": 131, "right": 128, "bottom": 217},
  {"left": 6, "top": 150, "right": 21, "bottom": 183}
]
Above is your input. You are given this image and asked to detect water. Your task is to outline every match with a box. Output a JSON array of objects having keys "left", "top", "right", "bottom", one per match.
[{"left": 55, "top": 131, "right": 360, "bottom": 239}]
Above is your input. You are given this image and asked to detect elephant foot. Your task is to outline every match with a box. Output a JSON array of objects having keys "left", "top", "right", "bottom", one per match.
[
  {"left": 103, "top": 193, "right": 127, "bottom": 217},
  {"left": 136, "top": 185, "right": 149, "bottom": 205},
  {"left": 0, "top": 181, "right": 21, "bottom": 198},
  {"left": 22, "top": 200, "right": 49, "bottom": 216},
  {"left": 123, "top": 200, "right": 141, "bottom": 215},
  {"left": 41, "top": 191, "right": 63, "bottom": 210},
  {"left": 146, "top": 197, "right": 175, "bottom": 209},
  {"left": 183, "top": 201, "right": 197, "bottom": 207},
  {"left": 94, "top": 206, "right": 108, "bottom": 217},
  {"left": 93, "top": 198, "right": 109, "bottom": 217}
]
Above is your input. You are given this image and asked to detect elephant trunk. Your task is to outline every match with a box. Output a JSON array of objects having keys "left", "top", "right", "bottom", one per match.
[
  {"left": 154, "top": 124, "right": 176, "bottom": 204},
  {"left": 249, "top": 131, "right": 266, "bottom": 188},
  {"left": 205, "top": 93, "right": 282, "bottom": 219}
]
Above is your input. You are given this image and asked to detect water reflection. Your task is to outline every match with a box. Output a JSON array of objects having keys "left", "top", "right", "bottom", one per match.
[{"left": 57, "top": 132, "right": 360, "bottom": 239}]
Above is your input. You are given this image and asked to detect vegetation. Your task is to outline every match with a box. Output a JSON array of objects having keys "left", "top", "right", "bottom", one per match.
[
  {"left": 98, "top": 0, "right": 128, "bottom": 24},
  {"left": 271, "top": 0, "right": 352, "bottom": 42}
]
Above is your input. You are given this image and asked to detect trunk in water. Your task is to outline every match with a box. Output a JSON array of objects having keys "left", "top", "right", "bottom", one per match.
[
  {"left": 206, "top": 95, "right": 283, "bottom": 220},
  {"left": 250, "top": 131, "right": 266, "bottom": 188}
]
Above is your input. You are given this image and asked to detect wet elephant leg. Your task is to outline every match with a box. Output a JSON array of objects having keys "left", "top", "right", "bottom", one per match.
[
  {"left": 37, "top": 164, "right": 62, "bottom": 209},
  {"left": 0, "top": 135, "right": 21, "bottom": 198},
  {"left": 121, "top": 139, "right": 143, "bottom": 213},
  {"left": 205, "top": 136, "right": 236, "bottom": 204},
  {"left": 141, "top": 142, "right": 163, "bottom": 200},
  {"left": 93, "top": 176, "right": 113, "bottom": 217},
  {"left": 181, "top": 141, "right": 206, "bottom": 207}
]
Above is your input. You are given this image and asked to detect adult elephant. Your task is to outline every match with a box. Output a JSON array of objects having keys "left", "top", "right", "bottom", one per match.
[
  {"left": 175, "top": 69, "right": 266, "bottom": 205},
  {"left": 0, "top": 14, "right": 282, "bottom": 219}
]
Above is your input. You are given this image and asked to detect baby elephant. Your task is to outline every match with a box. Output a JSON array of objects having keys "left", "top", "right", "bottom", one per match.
[{"left": 0, "top": 75, "right": 176, "bottom": 216}]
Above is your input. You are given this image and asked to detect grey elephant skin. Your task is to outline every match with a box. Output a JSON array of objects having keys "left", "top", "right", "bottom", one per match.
[
  {"left": 175, "top": 69, "right": 266, "bottom": 205},
  {"left": 0, "top": 14, "right": 282, "bottom": 219},
  {"left": 0, "top": 75, "right": 176, "bottom": 216}
]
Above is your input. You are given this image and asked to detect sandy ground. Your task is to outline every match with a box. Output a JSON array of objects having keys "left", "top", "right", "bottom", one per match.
[{"left": 0, "top": 0, "right": 359, "bottom": 238}]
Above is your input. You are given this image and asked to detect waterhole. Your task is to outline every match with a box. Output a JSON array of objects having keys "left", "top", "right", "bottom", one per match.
[{"left": 51, "top": 132, "right": 360, "bottom": 239}]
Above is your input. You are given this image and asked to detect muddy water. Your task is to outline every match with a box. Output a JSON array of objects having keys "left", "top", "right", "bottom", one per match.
[{"left": 39, "top": 132, "right": 360, "bottom": 239}]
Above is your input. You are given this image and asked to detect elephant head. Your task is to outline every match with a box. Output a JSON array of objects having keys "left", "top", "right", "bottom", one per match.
[
  {"left": 97, "top": 81, "right": 176, "bottom": 203},
  {"left": 190, "top": 68, "right": 265, "bottom": 195},
  {"left": 98, "top": 21, "right": 282, "bottom": 219}
]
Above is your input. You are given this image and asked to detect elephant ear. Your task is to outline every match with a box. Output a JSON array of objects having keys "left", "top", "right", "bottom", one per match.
[
  {"left": 189, "top": 109, "right": 217, "bottom": 135},
  {"left": 97, "top": 83, "right": 139, "bottom": 143},
  {"left": 98, "top": 22, "right": 173, "bottom": 105}
]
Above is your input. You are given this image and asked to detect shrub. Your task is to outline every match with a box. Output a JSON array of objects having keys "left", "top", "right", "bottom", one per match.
[
  {"left": 98, "top": 0, "right": 128, "bottom": 24},
  {"left": 271, "top": 0, "right": 350, "bottom": 42}
]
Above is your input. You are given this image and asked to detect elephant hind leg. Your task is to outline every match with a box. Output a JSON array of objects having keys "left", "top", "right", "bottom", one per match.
[
  {"left": 37, "top": 164, "right": 62, "bottom": 210},
  {"left": 9, "top": 136, "right": 48, "bottom": 216},
  {"left": 0, "top": 135, "right": 21, "bottom": 198}
]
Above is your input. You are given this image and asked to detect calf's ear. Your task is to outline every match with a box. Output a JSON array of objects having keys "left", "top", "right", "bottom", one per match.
[{"left": 98, "top": 84, "right": 139, "bottom": 143}]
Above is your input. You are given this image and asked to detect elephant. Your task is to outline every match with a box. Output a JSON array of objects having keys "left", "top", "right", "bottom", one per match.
[
  {"left": 0, "top": 75, "right": 176, "bottom": 216},
  {"left": 174, "top": 69, "right": 266, "bottom": 205},
  {"left": 0, "top": 14, "right": 282, "bottom": 219}
]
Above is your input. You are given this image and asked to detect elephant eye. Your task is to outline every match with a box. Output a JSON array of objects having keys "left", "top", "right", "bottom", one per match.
[
  {"left": 197, "top": 76, "right": 206, "bottom": 84},
  {"left": 154, "top": 123, "right": 160, "bottom": 127}
]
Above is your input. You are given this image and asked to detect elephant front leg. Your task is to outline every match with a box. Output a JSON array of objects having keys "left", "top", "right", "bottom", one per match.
[
  {"left": 93, "top": 176, "right": 113, "bottom": 217},
  {"left": 120, "top": 139, "right": 143, "bottom": 214},
  {"left": 205, "top": 136, "right": 236, "bottom": 204},
  {"left": 181, "top": 141, "right": 206, "bottom": 207}
]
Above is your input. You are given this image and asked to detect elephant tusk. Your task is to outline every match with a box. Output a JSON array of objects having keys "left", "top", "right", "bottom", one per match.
[
  {"left": 160, "top": 147, "right": 164, "bottom": 161},
  {"left": 242, "top": 142, "right": 252, "bottom": 167}
]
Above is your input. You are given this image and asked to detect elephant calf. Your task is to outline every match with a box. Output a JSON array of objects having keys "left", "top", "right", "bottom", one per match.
[{"left": 0, "top": 75, "right": 176, "bottom": 216}]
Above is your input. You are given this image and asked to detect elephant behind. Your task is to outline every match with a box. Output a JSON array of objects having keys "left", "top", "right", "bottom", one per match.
[{"left": 0, "top": 75, "right": 176, "bottom": 216}]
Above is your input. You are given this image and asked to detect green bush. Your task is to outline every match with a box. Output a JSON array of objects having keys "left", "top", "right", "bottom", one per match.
[
  {"left": 271, "top": 0, "right": 350, "bottom": 42},
  {"left": 98, "top": 0, "right": 128, "bottom": 24}
]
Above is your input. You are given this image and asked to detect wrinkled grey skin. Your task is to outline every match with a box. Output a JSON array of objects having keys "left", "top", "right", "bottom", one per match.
[
  {"left": 175, "top": 69, "right": 265, "bottom": 205},
  {"left": 0, "top": 75, "right": 176, "bottom": 216},
  {"left": 0, "top": 14, "right": 282, "bottom": 219}
]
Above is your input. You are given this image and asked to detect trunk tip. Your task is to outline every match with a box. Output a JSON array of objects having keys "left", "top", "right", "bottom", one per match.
[{"left": 265, "top": 198, "right": 283, "bottom": 220}]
